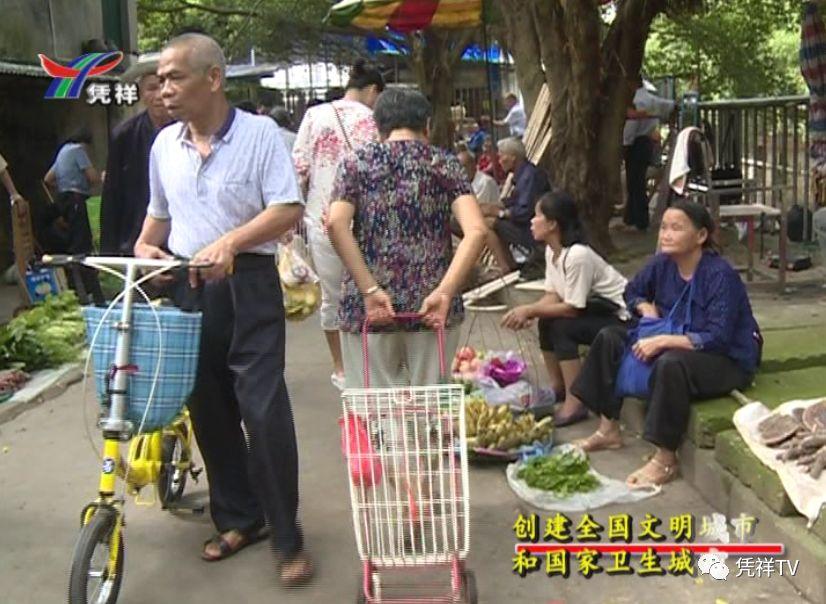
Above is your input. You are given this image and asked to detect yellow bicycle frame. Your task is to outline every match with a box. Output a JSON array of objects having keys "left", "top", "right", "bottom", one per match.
[{"left": 99, "top": 438, "right": 120, "bottom": 496}]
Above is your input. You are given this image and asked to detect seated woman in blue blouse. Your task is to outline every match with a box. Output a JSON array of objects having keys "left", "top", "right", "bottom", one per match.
[{"left": 569, "top": 200, "right": 761, "bottom": 487}]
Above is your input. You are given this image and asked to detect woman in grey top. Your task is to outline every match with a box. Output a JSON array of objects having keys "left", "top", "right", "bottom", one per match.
[{"left": 44, "top": 127, "right": 103, "bottom": 301}]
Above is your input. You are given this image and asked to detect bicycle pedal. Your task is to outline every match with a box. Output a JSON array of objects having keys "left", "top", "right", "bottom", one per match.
[
  {"left": 166, "top": 504, "right": 205, "bottom": 515},
  {"left": 190, "top": 467, "right": 203, "bottom": 482}
]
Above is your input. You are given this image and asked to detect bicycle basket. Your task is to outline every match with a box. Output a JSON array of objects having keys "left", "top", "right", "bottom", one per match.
[{"left": 83, "top": 304, "right": 202, "bottom": 432}]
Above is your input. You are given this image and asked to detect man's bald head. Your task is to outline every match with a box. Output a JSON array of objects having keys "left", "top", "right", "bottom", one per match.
[
  {"left": 163, "top": 33, "right": 226, "bottom": 82},
  {"left": 157, "top": 33, "right": 228, "bottom": 122}
]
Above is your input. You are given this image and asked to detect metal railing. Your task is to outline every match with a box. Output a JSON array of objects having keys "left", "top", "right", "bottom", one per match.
[{"left": 697, "top": 95, "right": 811, "bottom": 237}]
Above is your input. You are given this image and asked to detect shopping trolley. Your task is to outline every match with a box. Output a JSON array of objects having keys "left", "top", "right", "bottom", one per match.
[{"left": 341, "top": 313, "right": 477, "bottom": 604}]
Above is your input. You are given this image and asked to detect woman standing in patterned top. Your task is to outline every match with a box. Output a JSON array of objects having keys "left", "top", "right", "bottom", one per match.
[
  {"left": 293, "top": 60, "right": 384, "bottom": 390},
  {"left": 327, "top": 88, "right": 487, "bottom": 388}
]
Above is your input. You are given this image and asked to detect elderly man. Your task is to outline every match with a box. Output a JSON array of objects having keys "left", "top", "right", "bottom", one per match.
[
  {"left": 494, "top": 93, "right": 527, "bottom": 138},
  {"left": 482, "top": 137, "right": 549, "bottom": 273},
  {"left": 100, "top": 55, "right": 174, "bottom": 255},
  {"left": 457, "top": 148, "right": 499, "bottom": 207},
  {"left": 622, "top": 77, "right": 675, "bottom": 231},
  {"left": 134, "top": 33, "right": 313, "bottom": 585}
]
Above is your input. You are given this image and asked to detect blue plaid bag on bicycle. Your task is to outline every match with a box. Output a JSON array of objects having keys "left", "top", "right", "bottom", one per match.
[{"left": 83, "top": 304, "right": 202, "bottom": 432}]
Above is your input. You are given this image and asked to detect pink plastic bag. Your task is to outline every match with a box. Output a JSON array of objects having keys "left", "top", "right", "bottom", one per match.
[{"left": 339, "top": 413, "right": 383, "bottom": 488}]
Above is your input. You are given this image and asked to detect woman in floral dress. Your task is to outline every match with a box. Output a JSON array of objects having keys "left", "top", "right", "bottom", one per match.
[{"left": 293, "top": 60, "right": 384, "bottom": 390}]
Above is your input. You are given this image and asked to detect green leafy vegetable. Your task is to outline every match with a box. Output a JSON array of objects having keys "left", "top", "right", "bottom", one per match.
[
  {"left": 516, "top": 451, "right": 601, "bottom": 498},
  {"left": 0, "top": 292, "right": 85, "bottom": 371}
]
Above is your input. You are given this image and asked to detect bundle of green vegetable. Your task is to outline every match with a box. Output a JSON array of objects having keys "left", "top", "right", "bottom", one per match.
[
  {"left": 516, "top": 451, "right": 600, "bottom": 497},
  {"left": 0, "top": 292, "right": 86, "bottom": 371}
]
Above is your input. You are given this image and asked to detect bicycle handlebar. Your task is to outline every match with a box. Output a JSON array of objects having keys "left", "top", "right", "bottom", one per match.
[{"left": 40, "top": 254, "right": 212, "bottom": 271}]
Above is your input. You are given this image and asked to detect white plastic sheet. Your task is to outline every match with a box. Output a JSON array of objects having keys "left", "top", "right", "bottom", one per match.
[
  {"left": 506, "top": 445, "right": 661, "bottom": 512},
  {"left": 733, "top": 398, "right": 826, "bottom": 527}
]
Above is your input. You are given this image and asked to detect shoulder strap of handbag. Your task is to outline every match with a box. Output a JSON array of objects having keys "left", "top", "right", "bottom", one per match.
[
  {"left": 332, "top": 103, "right": 354, "bottom": 151},
  {"left": 666, "top": 278, "right": 694, "bottom": 324}
]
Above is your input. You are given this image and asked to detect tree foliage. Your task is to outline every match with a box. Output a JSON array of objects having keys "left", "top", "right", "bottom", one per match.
[
  {"left": 137, "top": 0, "right": 330, "bottom": 61},
  {"left": 499, "top": 0, "right": 703, "bottom": 250},
  {"left": 644, "top": 0, "right": 806, "bottom": 98}
]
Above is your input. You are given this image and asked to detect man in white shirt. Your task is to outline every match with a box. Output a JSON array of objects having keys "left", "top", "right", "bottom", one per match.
[
  {"left": 135, "top": 33, "right": 313, "bottom": 585},
  {"left": 622, "top": 78, "right": 675, "bottom": 231},
  {"left": 457, "top": 148, "right": 499, "bottom": 207},
  {"left": 495, "top": 93, "right": 527, "bottom": 138}
]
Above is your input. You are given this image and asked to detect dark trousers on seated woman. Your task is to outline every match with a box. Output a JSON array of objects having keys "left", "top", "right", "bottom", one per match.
[
  {"left": 570, "top": 325, "right": 752, "bottom": 451},
  {"left": 538, "top": 313, "right": 624, "bottom": 361}
]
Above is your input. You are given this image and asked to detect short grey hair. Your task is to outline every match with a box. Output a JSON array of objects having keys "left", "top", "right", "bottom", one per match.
[
  {"left": 373, "top": 88, "right": 431, "bottom": 138},
  {"left": 164, "top": 33, "right": 226, "bottom": 80},
  {"left": 497, "top": 137, "right": 526, "bottom": 158},
  {"left": 269, "top": 106, "right": 292, "bottom": 129}
]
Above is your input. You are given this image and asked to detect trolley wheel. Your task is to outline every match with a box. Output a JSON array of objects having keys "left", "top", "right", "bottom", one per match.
[
  {"left": 463, "top": 570, "right": 478, "bottom": 604},
  {"left": 158, "top": 432, "right": 188, "bottom": 507},
  {"left": 68, "top": 507, "right": 124, "bottom": 604},
  {"left": 355, "top": 576, "right": 367, "bottom": 604}
]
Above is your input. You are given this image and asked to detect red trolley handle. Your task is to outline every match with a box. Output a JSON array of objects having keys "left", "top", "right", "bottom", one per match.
[{"left": 360, "top": 312, "right": 447, "bottom": 388}]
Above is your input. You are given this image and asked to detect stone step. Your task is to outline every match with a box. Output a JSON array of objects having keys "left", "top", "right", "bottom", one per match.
[
  {"left": 679, "top": 440, "right": 826, "bottom": 603},
  {"left": 714, "top": 429, "right": 797, "bottom": 517},
  {"left": 760, "top": 324, "right": 826, "bottom": 373}
]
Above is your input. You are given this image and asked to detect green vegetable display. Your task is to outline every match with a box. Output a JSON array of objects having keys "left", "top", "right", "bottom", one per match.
[
  {"left": 0, "top": 292, "right": 85, "bottom": 371},
  {"left": 516, "top": 451, "right": 601, "bottom": 498}
]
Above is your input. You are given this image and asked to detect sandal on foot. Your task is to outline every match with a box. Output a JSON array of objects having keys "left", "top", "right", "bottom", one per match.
[
  {"left": 573, "top": 430, "right": 622, "bottom": 453},
  {"left": 553, "top": 406, "right": 589, "bottom": 427},
  {"left": 279, "top": 552, "right": 315, "bottom": 587},
  {"left": 201, "top": 525, "right": 268, "bottom": 562},
  {"left": 626, "top": 457, "right": 679, "bottom": 488}
]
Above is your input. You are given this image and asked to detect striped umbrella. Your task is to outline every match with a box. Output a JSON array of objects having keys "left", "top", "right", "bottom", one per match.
[
  {"left": 801, "top": 1, "right": 826, "bottom": 165},
  {"left": 326, "top": 0, "right": 482, "bottom": 32}
]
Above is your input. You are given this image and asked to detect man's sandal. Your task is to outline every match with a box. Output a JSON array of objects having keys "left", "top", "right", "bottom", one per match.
[
  {"left": 626, "top": 457, "right": 679, "bottom": 488},
  {"left": 279, "top": 552, "right": 315, "bottom": 587},
  {"left": 573, "top": 430, "right": 623, "bottom": 453},
  {"left": 201, "top": 525, "right": 268, "bottom": 562}
]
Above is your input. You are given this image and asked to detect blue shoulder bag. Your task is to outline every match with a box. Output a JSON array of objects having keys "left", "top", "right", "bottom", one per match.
[{"left": 614, "top": 279, "right": 694, "bottom": 399}]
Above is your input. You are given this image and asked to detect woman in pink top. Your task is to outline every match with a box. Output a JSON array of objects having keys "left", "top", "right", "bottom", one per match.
[{"left": 293, "top": 60, "right": 384, "bottom": 390}]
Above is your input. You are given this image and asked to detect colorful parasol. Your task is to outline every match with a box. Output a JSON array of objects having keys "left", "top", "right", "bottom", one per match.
[
  {"left": 326, "top": 0, "right": 483, "bottom": 32},
  {"left": 802, "top": 1, "right": 826, "bottom": 166}
]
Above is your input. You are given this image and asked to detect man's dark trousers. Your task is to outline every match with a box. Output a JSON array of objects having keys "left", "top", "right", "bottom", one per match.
[
  {"left": 176, "top": 253, "right": 303, "bottom": 557},
  {"left": 624, "top": 135, "right": 654, "bottom": 231}
]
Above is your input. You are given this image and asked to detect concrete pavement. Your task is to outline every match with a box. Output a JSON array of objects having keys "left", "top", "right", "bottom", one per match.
[{"left": 0, "top": 318, "right": 810, "bottom": 603}]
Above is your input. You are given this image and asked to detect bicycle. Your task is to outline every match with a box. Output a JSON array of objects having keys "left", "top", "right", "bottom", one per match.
[{"left": 41, "top": 255, "right": 206, "bottom": 604}]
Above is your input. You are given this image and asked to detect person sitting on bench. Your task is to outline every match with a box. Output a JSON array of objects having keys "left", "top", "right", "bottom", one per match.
[
  {"left": 501, "top": 190, "right": 628, "bottom": 427},
  {"left": 483, "top": 137, "right": 549, "bottom": 274},
  {"left": 569, "top": 201, "right": 761, "bottom": 488}
]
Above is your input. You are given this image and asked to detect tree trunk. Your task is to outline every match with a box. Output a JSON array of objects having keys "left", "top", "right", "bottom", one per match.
[
  {"left": 500, "top": 2, "right": 545, "bottom": 116},
  {"left": 500, "top": 0, "right": 671, "bottom": 254},
  {"left": 407, "top": 29, "right": 476, "bottom": 149}
]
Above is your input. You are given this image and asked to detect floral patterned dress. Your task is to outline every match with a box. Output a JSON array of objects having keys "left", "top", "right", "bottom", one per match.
[
  {"left": 292, "top": 99, "right": 378, "bottom": 226},
  {"left": 331, "top": 140, "right": 473, "bottom": 333}
]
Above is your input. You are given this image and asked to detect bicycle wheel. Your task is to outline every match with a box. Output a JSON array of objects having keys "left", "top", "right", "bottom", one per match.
[
  {"left": 68, "top": 507, "right": 124, "bottom": 604},
  {"left": 158, "top": 431, "right": 188, "bottom": 507}
]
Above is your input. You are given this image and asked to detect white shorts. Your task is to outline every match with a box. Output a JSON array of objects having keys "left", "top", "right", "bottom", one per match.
[{"left": 307, "top": 222, "right": 344, "bottom": 331}]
